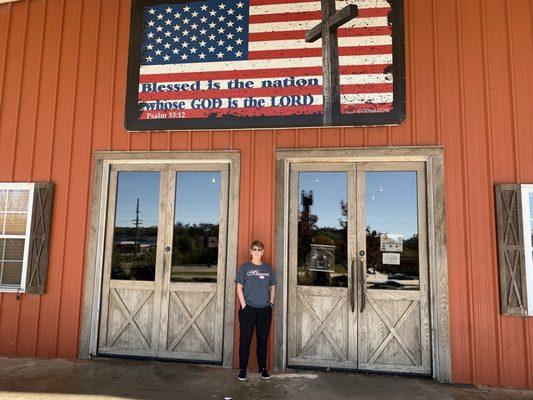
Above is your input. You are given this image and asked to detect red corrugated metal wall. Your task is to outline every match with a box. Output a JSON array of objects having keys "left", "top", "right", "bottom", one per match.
[{"left": 0, "top": 0, "right": 532, "bottom": 388}]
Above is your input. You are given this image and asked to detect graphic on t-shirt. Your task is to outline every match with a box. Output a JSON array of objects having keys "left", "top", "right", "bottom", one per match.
[{"left": 247, "top": 270, "right": 270, "bottom": 280}]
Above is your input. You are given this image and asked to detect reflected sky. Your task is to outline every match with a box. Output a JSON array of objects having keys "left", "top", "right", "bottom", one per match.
[
  {"left": 299, "top": 172, "right": 346, "bottom": 228},
  {"left": 175, "top": 172, "right": 221, "bottom": 225},
  {"left": 114, "top": 170, "right": 418, "bottom": 236},
  {"left": 366, "top": 171, "right": 418, "bottom": 238},
  {"left": 298, "top": 171, "right": 418, "bottom": 237},
  {"left": 115, "top": 171, "right": 222, "bottom": 228},
  {"left": 115, "top": 172, "right": 160, "bottom": 228}
]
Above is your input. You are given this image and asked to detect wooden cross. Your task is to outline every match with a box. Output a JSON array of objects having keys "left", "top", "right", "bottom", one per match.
[{"left": 305, "top": 1, "right": 358, "bottom": 125}]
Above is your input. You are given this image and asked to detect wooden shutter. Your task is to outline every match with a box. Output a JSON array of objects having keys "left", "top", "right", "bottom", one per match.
[
  {"left": 495, "top": 184, "right": 528, "bottom": 316},
  {"left": 25, "top": 182, "right": 54, "bottom": 294}
]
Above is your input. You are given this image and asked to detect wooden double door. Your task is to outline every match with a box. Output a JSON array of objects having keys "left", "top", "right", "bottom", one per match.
[
  {"left": 287, "top": 162, "right": 431, "bottom": 374},
  {"left": 98, "top": 163, "right": 228, "bottom": 362}
]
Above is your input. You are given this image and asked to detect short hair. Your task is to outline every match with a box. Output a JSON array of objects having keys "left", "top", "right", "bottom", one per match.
[{"left": 250, "top": 240, "right": 264, "bottom": 250}]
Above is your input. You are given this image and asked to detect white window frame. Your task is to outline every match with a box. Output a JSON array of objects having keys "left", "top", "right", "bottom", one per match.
[
  {"left": 520, "top": 184, "right": 533, "bottom": 316},
  {"left": 0, "top": 183, "right": 35, "bottom": 293}
]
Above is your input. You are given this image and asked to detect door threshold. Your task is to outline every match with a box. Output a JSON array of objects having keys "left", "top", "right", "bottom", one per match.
[
  {"left": 92, "top": 353, "right": 223, "bottom": 366},
  {"left": 285, "top": 364, "right": 432, "bottom": 378}
]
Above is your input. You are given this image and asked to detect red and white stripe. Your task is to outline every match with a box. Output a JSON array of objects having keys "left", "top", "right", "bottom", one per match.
[{"left": 139, "top": 0, "right": 393, "bottom": 119}]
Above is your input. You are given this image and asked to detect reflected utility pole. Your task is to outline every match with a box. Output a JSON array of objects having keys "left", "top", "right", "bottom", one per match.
[{"left": 132, "top": 198, "right": 142, "bottom": 259}]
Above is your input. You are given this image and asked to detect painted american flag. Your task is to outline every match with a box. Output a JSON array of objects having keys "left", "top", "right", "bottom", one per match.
[{"left": 137, "top": 0, "right": 394, "bottom": 121}]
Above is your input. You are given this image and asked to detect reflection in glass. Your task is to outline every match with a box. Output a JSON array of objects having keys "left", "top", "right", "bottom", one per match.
[
  {"left": 2, "top": 262, "right": 22, "bottom": 285},
  {"left": 0, "top": 191, "right": 6, "bottom": 210},
  {"left": 529, "top": 193, "right": 533, "bottom": 247},
  {"left": 365, "top": 171, "right": 419, "bottom": 290},
  {"left": 5, "top": 214, "right": 27, "bottom": 235},
  {"left": 7, "top": 191, "right": 29, "bottom": 211},
  {"left": 171, "top": 172, "right": 221, "bottom": 283},
  {"left": 4, "top": 239, "right": 24, "bottom": 261},
  {"left": 297, "top": 172, "right": 347, "bottom": 287},
  {"left": 111, "top": 172, "right": 160, "bottom": 281}
]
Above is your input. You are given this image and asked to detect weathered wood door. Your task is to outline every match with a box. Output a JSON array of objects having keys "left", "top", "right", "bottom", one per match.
[
  {"left": 287, "top": 162, "right": 431, "bottom": 374},
  {"left": 287, "top": 163, "right": 358, "bottom": 369},
  {"left": 98, "top": 164, "right": 228, "bottom": 362},
  {"left": 356, "top": 162, "right": 431, "bottom": 374}
]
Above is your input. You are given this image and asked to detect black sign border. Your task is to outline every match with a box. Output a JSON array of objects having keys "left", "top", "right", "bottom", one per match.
[{"left": 125, "top": 0, "right": 405, "bottom": 131}]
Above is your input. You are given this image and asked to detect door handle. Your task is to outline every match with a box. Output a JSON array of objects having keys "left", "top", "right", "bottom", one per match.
[
  {"left": 350, "top": 257, "right": 355, "bottom": 312},
  {"left": 359, "top": 251, "right": 366, "bottom": 313}
]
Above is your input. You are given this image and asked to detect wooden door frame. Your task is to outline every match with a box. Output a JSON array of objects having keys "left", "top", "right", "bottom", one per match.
[
  {"left": 274, "top": 146, "right": 451, "bottom": 383},
  {"left": 80, "top": 151, "right": 240, "bottom": 368}
]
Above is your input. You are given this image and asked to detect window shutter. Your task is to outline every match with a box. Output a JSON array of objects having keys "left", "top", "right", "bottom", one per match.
[
  {"left": 495, "top": 184, "right": 528, "bottom": 315},
  {"left": 25, "top": 182, "right": 54, "bottom": 294}
]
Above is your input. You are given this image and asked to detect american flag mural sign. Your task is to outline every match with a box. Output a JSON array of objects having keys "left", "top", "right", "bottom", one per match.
[{"left": 125, "top": 0, "right": 405, "bottom": 131}]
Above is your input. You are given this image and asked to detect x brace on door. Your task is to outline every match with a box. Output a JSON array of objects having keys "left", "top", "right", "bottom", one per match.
[
  {"left": 109, "top": 288, "right": 153, "bottom": 349},
  {"left": 168, "top": 291, "right": 216, "bottom": 353},
  {"left": 297, "top": 293, "right": 348, "bottom": 361},
  {"left": 366, "top": 299, "right": 418, "bottom": 365}
]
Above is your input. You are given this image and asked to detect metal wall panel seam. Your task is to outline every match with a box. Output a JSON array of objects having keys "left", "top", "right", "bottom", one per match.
[
  {"left": 479, "top": 0, "right": 503, "bottom": 386},
  {"left": 406, "top": 0, "right": 415, "bottom": 145},
  {"left": 8, "top": 0, "right": 30, "bottom": 357},
  {"left": 113, "top": 0, "right": 132, "bottom": 151},
  {"left": 0, "top": 3, "right": 12, "bottom": 120},
  {"left": 52, "top": 0, "right": 85, "bottom": 357},
  {"left": 504, "top": 1, "right": 520, "bottom": 181},
  {"left": 109, "top": 0, "right": 120, "bottom": 150},
  {"left": 28, "top": 0, "right": 48, "bottom": 181},
  {"left": 454, "top": 0, "right": 476, "bottom": 383},
  {"left": 25, "top": 0, "right": 49, "bottom": 357},
  {"left": 9, "top": 0, "right": 30, "bottom": 182},
  {"left": 45, "top": 0, "right": 66, "bottom": 181},
  {"left": 430, "top": 0, "right": 442, "bottom": 144},
  {"left": 35, "top": 0, "right": 66, "bottom": 357},
  {"left": 0, "top": 0, "right": 13, "bottom": 344}
]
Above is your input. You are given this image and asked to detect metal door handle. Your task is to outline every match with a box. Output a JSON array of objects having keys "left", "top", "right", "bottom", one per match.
[
  {"left": 350, "top": 257, "right": 355, "bottom": 312},
  {"left": 359, "top": 256, "right": 366, "bottom": 313}
]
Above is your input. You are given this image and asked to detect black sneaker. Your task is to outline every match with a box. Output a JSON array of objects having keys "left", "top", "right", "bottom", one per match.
[
  {"left": 237, "top": 369, "right": 247, "bottom": 381},
  {"left": 259, "top": 368, "right": 270, "bottom": 380}
]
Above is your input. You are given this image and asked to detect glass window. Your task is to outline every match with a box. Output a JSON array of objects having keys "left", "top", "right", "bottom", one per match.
[
  {"left": 522, "top": 188, "right": 533, "bottom": 316},
  {"left": 365, "top": 171, "right": 420, "bottom": 290},
  {"left": 171, "top": 172, "right": 222, "bottom": 283},
  {"left": 0, "top": 185, "right": 33, "bottom": 290},
  {"left": 529, "top": 192, "right": 533, "bottom": 247},
  {"left": 111, "top": 172, "right": 160, "bottom": 281},
  {"left": 297, "top": 172, "right": 348, "bottom": 287}
]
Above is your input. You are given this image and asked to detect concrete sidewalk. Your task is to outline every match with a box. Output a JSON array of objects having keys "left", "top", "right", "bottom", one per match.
[{"left": 0, "top": 357, "right": 532, "bottom": 400}]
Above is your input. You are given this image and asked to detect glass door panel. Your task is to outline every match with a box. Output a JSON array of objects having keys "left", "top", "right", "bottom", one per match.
[
  {"left": 111, "top": 172, "right": 160, "bottom": 281},
  {"left": 364, "top": 171, "right": 420, "bottom": 290},
  {"left": 297, "top": 172, "right": 348, "bottom": 287},
  {"left": 171, "top": 172, "right": 221, "bottom": 283}
]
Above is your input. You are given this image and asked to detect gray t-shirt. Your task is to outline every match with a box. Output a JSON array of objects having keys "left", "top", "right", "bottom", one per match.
[{"left": 235, "top": 262, "right": 276, "bottom": 308}]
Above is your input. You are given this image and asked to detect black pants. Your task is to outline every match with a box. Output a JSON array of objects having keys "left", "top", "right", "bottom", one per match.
[{"left": 238, "top": 305, "right": 272, "bottom": 371}]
